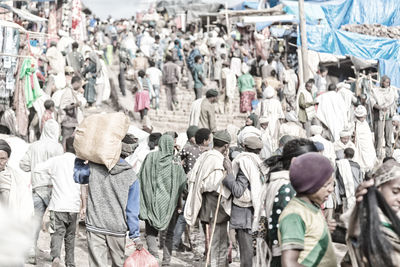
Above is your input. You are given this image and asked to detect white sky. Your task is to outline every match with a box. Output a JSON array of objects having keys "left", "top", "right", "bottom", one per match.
[{"left": 82, "top": 0, "right": 245, "bottom": 19}]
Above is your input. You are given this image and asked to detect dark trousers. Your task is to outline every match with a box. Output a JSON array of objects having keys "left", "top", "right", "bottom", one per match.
[
  {"left": 194, "top": 86, "right": 203, "bottom": 100},
  {"left": 50, "top": 211, "right": 78, "bottom": 266},
  {"left": 172, "top": 213, "right": 187, "bottom": 250},
  {"left": 236, "top": 229, "right": 253, "bottom": 267},
  {"left": 145, "top": 211, "right": 179, "bottom": 265},
  {"left": 165, "top": 83, "right": 178, "bottom": 110}
]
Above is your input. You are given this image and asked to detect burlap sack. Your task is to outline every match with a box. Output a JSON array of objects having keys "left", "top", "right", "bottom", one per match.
[{"left": 74, "top": 112, "right": 130, "bottom": 170}]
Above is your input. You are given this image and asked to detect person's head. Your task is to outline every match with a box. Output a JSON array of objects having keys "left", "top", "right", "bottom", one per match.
[
  {"left": 148, "top": 132, "right": 162, "bottom": 150},
  {"left": 310, "top": 125, "right": 323, "bottom": 137},
  {"left": 393, "top": 115, "right": 400, "bottom": 127},
  {"left": 243, "top": 136, "right": 263, "bottom": 155},
  {"left": 149, "top": 60, "right": 155, "bottom": 67},
  {"left": 319, "top": 66, "right": 328, "bottom": 77},
  {"left": 265, "top": 138, "right": 318, "bottom": 172},
  {"left": 71, "top": 76, "right": 82, "bottom": 91},
  {"left": 381, "top": 75, "right": 391, "bottom": 88},
  {"left": 206, "top": 89, "right": 218, "bottom": 103},
  {"left": 259, "top": 117, "right": 269, "bottom": 130},
  {"left": 0, "top": 140, "right": 11, "bottom": 171},
  {"left": 213, "top": 130, "right": 231, "bottom": 155},
  {"left": 328, "top": 83, "right": 337, "bottom": 92},
  {"left": 65, "top": 137, "right": 75, "bottom": 154},
  {"left": 165, "top": 54, "right": 173, "bottom": 62},
  {"left": 50, "top": 41, "right": 57, "bottom": 47},
  {"left": 340, "top": 131, "right": 351, "bottom": 144},
  {"left": 72, "top": 42, "right": 79, "bottom": 50},
  {"left": 138, "top": 70, "right": 146, "bottom": 78},
  {"left": 121, "top": 133, "right": 137, "bottom": 158},
  {"left": 305, "top": 80, "right": 313, "bottom": 92},
  {"left": 270, "top": 69, "right": 277, "bottom": 78},
  {"left": 174, "top": 39, "right": 180, "bottom": 45},
  {"left": 355, "top": 105, "right": 367, "bottom": 122},
  {"left": 360, "top": 93, "right": 367, "bottom": 104},
  {"left": 344, "top": 147, "right": 355, "bottom": 159},
  {"left": 44, "top": 99, "right": 55, "bottom": 112},
  {"left": 195, "top": 55, "right": 202, "bottom": 64},
  {"left": 375, "top": 160, "right": 400, "bottom": 213},
  {"left": 155, "top": 35, "right": 160, "bottom": 42},
  {"left": 190, "top": 41, "right": 196, "bottom": 48},
  {"left": 246, "top": 113, "right": 259, "bottom": 127},
  {"left": 290, "top": 153, "right": 335, "bottom": 205},
  {"left": 195, "top": 128, "right": 211, "bottom": 146},
  {"left": 186, "top": 125, "right": 199, "bottom": 144}
]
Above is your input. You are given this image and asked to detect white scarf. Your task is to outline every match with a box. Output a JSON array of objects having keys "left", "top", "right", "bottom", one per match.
[
  {"left": 354, "top": 119, "right": 377, "bottom": 172},
  {"left": 336, "top": 159, "right": 356, "bottom": 211}
]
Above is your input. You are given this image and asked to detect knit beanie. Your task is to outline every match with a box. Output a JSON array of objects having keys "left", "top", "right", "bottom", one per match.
[{"left": 289, "top": 152, "right": 334, "bottom": 194}]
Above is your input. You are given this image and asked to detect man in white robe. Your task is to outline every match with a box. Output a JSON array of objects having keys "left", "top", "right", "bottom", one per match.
[
  {"left": 353, "top": 105, "right": 377, "bottom": 172},
  {"left": 255, "top": 86, "right": 284, "bottom": 151},
  {"left": 316, "top": 84, "right": 349, "bottom": 141},
  {"left": 337, "top": 82, "right": 357, "bottom": 122},
  {"left": 310, "top": 125, "right": 336, "bottom": 165},
  {"left": 279, "top": 110, "right": 306, "bottom": 139}
]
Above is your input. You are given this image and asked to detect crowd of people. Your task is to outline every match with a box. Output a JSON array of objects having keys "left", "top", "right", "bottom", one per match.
[{"left": 1, "top": 3, "right": 400, "bottom": 267}]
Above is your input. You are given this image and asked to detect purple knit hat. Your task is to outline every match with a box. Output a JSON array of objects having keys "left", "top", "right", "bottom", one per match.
[{"left": 289, "top": 152, "right": 334, "bottom": 194}]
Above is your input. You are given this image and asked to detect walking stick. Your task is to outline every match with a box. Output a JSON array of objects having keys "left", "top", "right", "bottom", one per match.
[
  {"left": 204, "top": 190, "right": 223, "bottom": 267},
  {"left": 380, "top": 111, "right": 387, "bottom": 158}
]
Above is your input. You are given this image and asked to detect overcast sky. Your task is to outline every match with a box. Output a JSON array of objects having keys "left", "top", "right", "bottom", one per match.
[{"left": 82, "top": 0, "right": 244, "bottom": 19}]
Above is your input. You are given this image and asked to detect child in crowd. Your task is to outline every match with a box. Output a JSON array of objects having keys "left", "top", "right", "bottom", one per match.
[
  {"left": 41, "top": 99, "right": 56, "bottom": 132},
  {"left": 279, "top": 152, "right": 337, "bottom": 267}
]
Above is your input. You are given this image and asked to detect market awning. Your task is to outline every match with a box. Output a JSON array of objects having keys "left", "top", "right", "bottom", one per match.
[
  {"left": 0, "top": 20, "right": 26, "bottom": 32},
  {"left": 0, "top": 4, "right": 47, "bottom": 23}
]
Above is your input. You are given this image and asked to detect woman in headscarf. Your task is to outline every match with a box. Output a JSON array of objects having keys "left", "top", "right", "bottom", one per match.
[
  {"left": 344, "top": 160, "right": 400, "bottom": 267},
  {"left": 253, "top": 138, "right": 318, "bottom": 267},
  {"left": 82, "top": 52, "right": 101, "bottom": 106},
  {"left": 135, "top": 70, "right": 153, "bottom": 121},
  {"left": 139, "top": 134, "right": 186, "bottom": 265}
]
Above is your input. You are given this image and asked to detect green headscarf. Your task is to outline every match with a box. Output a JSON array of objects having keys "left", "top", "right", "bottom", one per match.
[{"left": 139, "top": 134, "right": 186, "bottom": 230}]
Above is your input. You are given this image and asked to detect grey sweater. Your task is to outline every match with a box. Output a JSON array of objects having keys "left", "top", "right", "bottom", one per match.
[{"left": 86, "top": 160, "right": 137, "bottom": 237}]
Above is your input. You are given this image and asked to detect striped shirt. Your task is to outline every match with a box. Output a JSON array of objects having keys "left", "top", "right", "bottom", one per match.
[{"left": 278, "top": 197, "right": 337, "bottom": 267}]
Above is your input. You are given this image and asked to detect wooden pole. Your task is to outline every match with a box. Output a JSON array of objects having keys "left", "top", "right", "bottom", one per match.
[
  {"left": 225, "top": 2, "right": 231, "bottom": 34},
  {"left": 298, "top": 0, "right": 309, "bottom": 82}
]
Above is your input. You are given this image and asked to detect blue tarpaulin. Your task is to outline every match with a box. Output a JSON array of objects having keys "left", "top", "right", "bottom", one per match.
[
  {"left": 282, "top": 1, "right": 328, "bottom": 25},
  {"left": 379, "top": 60, "right": 400, "bottom": 89},
  {"left": 322, "top": 0, "right": 400, "bottom": 29},
  {"left": 230, "top": 1, "right": 259, "bottom": 10},
  {"left": 291, "top": 0, "right": 400, "bottom": 87},
  {"left": 302, "top": 25, "right": 400, "bottom": 62}
]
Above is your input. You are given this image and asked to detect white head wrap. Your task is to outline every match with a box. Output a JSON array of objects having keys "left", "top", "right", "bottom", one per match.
[
  {"left": 340, "top": 130, "right": 352, "bottom": 137},
  {"left": 354, "top": 105, "right": 367, "bottom": 118},
  {"left": 393, "top": 115, "right": 400, "bottom": 123},
  {"left": 263, "top": 86, "right": 275, "bottom": 99},
  {"left": 310, "top": 125, "right": 323, "bottom": 136}
]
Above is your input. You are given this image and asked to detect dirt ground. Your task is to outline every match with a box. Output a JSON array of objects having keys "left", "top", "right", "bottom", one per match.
[{"left": 25, "top": 219, "right": 347, "bottom": 267}]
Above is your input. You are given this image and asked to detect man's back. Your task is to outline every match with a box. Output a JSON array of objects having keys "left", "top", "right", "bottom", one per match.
[
  {"left": 41, "top": 152, "right": 80, "bottom": 212},
  {"left": 163, "top": 62, "right": 179, "bottom": 84},
  {"left": 199, "top": 99, "right": 216, "bottom": 132}
]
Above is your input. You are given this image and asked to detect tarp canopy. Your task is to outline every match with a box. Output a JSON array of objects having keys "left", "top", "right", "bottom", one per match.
[
  {"left": 230, "top": 1, "right": 259, "bottom": 10},
  {"left": 322, "top": 0, "right": 400, "bottom": 29},
  {"left": 282, "top": 0, "right": 330, "bottom": 25},
  {"left": 0, "top": 4, "right": 47, "bottom": 22},
  {"left": 295, "top": 0, "right": 400, "bottom": 87}
]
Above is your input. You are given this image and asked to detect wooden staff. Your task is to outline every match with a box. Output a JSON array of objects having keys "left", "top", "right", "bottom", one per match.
[{"left": 204, "top": 190, "right": 223, "bottom": 267}]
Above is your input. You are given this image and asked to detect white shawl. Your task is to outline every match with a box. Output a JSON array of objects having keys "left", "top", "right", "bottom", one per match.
[
  {"left": 189, "top": 98, "right": 204, "bottom": 127},
  {"left": 316, "top": 91, "right": 349, "bottom": 141},
  {"left": 336, "top": 159, "right": 356, "bottom": 211},
  {"left": 184, "top": 150, "right": 231, "bottom": 226},
  {"left": 354, "top": 119, "right": 377, "bottom": 172}
]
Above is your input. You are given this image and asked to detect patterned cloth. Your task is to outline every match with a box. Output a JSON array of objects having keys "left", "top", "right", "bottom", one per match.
[
  {"left": 180, "top": 142, "right": 202, "bottom": 174},
  {"left": 134, "top": 90, "right": 150, "bottom": 112},
  {"left": 240, "top": 91, "right": 256, "bottom": 113}
]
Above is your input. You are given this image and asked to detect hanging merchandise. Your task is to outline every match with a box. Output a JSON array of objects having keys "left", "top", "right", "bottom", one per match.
[
  {"left": 19, "top": 58, "right": 42, "bottom": 108},
  {"left": 0, "top": 25, "right": 20, "bottom": 111}
]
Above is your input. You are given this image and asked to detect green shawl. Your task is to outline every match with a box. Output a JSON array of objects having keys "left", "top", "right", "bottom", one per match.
[{"left": 139, "top": 134, "right": 186, "bottom": 230}]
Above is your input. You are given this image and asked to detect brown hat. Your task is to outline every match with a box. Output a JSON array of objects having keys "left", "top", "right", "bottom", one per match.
[{"left": 243, "top": 136, "right": 263, "bottom": 150}]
